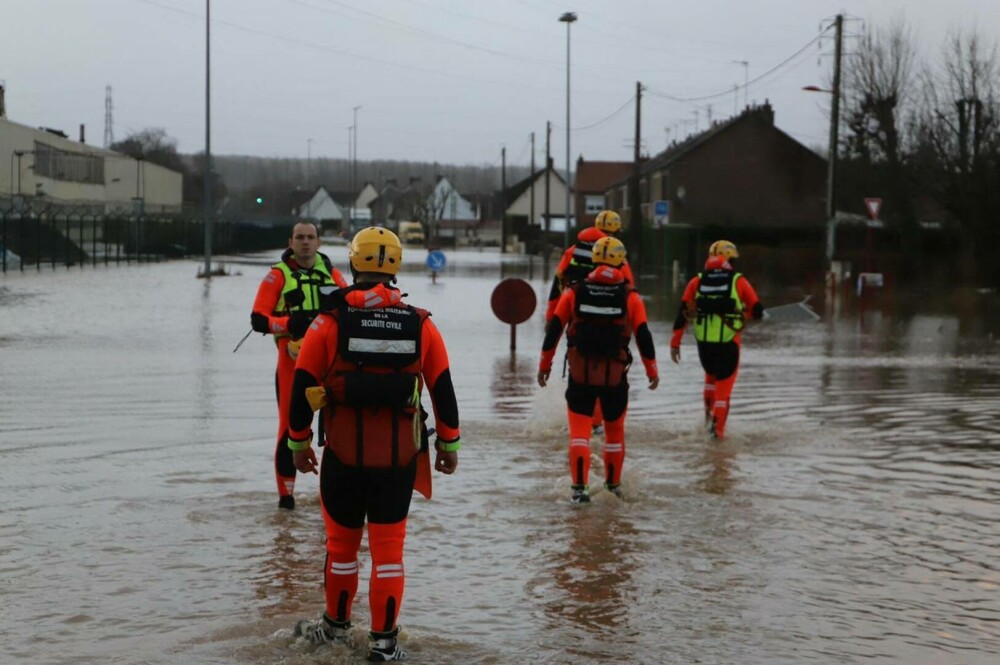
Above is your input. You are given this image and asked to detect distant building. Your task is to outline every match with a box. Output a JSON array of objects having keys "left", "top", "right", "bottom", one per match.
[
  {"left": 501, "top": 167, "right": 570, "bottom": 252},
  {"left": 297, "top": 186, "right": 346, "bottom": 228},
  {"left": 574, "top": 158, "right": 631, "bottom": 227},
  {"left": 604, "top": 102, "right": 826, "bottom": 231},
  {"left": 0, "top": 116, "right": 182, "bottom": 212}
]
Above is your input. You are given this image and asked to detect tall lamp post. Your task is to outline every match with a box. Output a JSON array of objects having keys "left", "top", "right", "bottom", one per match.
[
  {"left": 804, "top": 81, "right": 840, "bottom": 271},
  {"left": 352, "top": 105, "right": 362, "bottom": 196},
  {"left": 803, "top": 13, "right": 843, "bottom": 272},
  {"left": 559, "top": 11, "right": 577, "bottom": 246},
  {"left": 201, "top": 0, "right": 213, "bottom": 278}
]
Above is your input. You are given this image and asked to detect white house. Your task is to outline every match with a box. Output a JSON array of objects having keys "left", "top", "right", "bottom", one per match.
[
  {"left": 431, "top": 176, "right": 477, "bottom": 221},
  {"left": 504, "top": 168, "right": 572, "bottom": 232},
  {"left": 298, "top": 186, "right": 345, "bottom": 224}
]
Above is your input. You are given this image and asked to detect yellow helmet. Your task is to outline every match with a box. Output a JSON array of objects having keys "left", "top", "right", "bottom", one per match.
[
  {"left": 592, "top": 236, "right": 626, "bottom": 267},
  {"left": 349, "top": 227, "right": 402, "bottom": 276},
  {"left": 594, "top": 210, "right": 622, "bottom": 233},
  {"left": 708, "top": 239, "right": 739, "bottom": 260}
]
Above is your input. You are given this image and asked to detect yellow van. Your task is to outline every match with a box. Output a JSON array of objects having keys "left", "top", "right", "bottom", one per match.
[{"left": 398, "top": 221, "right": 425, "bottom": 246}]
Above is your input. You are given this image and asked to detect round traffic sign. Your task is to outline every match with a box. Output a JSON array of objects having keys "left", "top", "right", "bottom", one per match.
[
  {"left": 426, "top": 250, "right": 447, "bottom": 271},
  {"left": 490, "top": 278, "right": 536, "bottom": 324}
]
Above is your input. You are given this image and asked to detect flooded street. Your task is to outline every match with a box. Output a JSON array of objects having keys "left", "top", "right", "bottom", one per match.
[{"left": 1, "top": 251, "right": 998, "bottom": 665}]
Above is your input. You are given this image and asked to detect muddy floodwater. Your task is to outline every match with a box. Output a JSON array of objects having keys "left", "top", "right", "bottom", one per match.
[{"left": 1, "top": 250, "right": 998, "bottom": 665}]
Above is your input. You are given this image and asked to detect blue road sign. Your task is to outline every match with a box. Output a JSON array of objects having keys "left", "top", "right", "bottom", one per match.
[
  {"left": 426, "top": 250, "right": 447, "bottom": 271},
  {"left": 653, "top": 200, "right": 670, "bottom": 226}
]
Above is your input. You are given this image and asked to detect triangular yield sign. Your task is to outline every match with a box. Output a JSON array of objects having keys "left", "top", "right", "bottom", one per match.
[{"left": 865, "top": 197, "right": 882, "bottom": 220}]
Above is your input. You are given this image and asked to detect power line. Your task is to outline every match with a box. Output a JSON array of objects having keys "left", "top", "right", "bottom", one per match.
[
  {"left": 290, "top": 0, "right": 566, "bottom": 70},
  {"left": 137, "top": 0, "right": 568, "bottom": 93},
  {"left": 647, "top": 29, "right": 830, "bottom": 104},
  {"left": 552, "top": 95, "right": 636, "bottom": 133}
]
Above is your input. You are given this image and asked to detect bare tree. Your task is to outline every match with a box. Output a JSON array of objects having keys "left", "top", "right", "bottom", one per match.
[
  {"left": 914, "top": 29, "right": 1000, "bottom": 284},
  {"left": 843, "top": 18, "right": 918, "bottom": 165}
]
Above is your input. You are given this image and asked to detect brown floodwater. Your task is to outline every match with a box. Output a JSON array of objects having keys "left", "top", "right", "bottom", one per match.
[{"left": 1, "top": 250, "right": 997, "bottom": 664}]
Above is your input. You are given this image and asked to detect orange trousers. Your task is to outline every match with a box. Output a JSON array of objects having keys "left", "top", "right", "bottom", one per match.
[
  {"left": 565, "top": 380, "right": 629, "bottom": 488},
  {"left": 273, "top": 339, "right": 297, "bottom": 498},
  {"left": 703, "top": 366, "right": 739, "bottom": 438}
]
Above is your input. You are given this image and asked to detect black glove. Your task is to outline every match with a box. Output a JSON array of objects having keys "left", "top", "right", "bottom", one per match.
[
  {"left": 288, "top": 312, "right": 313, "bottom": 339},
  {"left": 250, "top": 312, "right": 269, "bottom": 334}
]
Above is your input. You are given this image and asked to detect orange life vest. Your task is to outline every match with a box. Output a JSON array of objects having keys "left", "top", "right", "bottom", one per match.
[
  {"left": 322, "top": 294, "right": 429, "bottom": 468},
  {"left": 566, "top": 280, "right": 633, "bottom": 387}
]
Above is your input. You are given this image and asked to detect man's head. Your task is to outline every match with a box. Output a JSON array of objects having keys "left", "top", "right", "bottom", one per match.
[
  {"left": 594, "top": 210, "right": 622, "bottom": 235},
  {"left": 349, "top": 226, "right": 402, "bottom": 282},
  {"left": 289, "top": 222, "right": 321, "bottom": 266},
  {"left": 592, "top": 236, "right": 627, "bottom": 267}
]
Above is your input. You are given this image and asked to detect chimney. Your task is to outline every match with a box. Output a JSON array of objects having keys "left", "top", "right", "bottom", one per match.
[
  {"left": 79, "top": 124, "right": 86, "bottom": 143},
  {"left": 408, "top": 176, "right": 421, "bottom": 187},
  {"left": 0, "top": 81, "right": 6, "bottom": 118},
  {"left": 385, "top": 177, "right": 397, "bottom": 188}
]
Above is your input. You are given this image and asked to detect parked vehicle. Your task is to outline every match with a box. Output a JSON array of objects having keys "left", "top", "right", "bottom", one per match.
[{"left": 398, "top": 221, "right": 425, "bottom": 245}]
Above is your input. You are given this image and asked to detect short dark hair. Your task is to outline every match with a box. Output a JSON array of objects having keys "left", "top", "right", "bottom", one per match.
[{"left": 291, "top": 221, "right": 318, "bottom": 237}]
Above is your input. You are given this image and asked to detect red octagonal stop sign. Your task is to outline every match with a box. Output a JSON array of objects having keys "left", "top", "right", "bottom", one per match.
[{"left": 491, "top": 278, "right": 536, "bottom": 324}]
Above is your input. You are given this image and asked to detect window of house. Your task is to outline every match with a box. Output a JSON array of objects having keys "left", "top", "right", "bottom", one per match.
[
  {"left": 584, "top": 195, "right": 605, "bottom": 215},
  {"left": 34, "top": 142, "right": 104, "bottom": 185}
]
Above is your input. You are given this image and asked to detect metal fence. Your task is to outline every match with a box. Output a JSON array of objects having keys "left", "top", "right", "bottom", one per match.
[{"left": 0, "top": 201, "right": 240, "bottom": 273}]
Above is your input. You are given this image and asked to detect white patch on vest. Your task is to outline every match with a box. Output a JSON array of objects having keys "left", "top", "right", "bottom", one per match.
[
  {"left": 359, "top": 318, "right": 403, "bottom": 330},
  {"left": 699, "top": 284, "right": 729, "bottom": 293},
  {"left": 579, "top": 304, "right": 623, "bottom": 315},
  {"left": 348, "top": 337, "right": 416, "bottom": 354}
]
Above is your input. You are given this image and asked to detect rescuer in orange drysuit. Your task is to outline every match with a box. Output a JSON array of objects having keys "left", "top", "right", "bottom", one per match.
[
  {"left": 250, "top": 221, "right": 348, "bottom": 509},
  {"left": 670, "top": 240, "right": 763, "bottom": 440},
  {"left": 544, "top": 210, "right": 637, "bottom": 432},
  {"left": 286, "top": 227, "right": 461, "bottom": 662},
  {"left": 538, "top": 236, "right": 658, "bottom": 504}
]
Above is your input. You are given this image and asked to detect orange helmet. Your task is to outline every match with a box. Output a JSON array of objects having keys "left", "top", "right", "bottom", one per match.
[
  {"left": 594, "top": 210, "right": 622, "bottom": 234},
  {"left": 592, "top": 236, "right": 626, "bottom": 267},
  {"left": 708, "top": 239, "right": 739, "bottom": 260}
]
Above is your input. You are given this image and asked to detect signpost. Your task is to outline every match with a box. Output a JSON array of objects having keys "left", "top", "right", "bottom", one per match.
[
  {"left": 653, "top": 199, "right": 670, "bottom": 227},
  {"left": 861, "top": 197, "right": 883, "bottom": 294},
  {"left": 490, "top": 278, "right": 537, "bottom": 350},
  {"left": 426, "top": 249, "right": 446, "bottom": 283}
]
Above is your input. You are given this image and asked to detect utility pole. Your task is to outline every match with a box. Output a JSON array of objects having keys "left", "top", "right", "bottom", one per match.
[
  {"left": 828, "top": 14, "right": 843, "bottom": 225},
  {"left": 352, "top": 105, "right": 361, "bottom": 199},
  {"left": 201, "top": 0, "right": 213, "bottom": 278},
  {"left": 500, "top": 146, "right": 507, "bottom": 254},
  {"left": 530, "top": 131, "right": 536, "bottom": 241},
  {"left": 628, "top": 81, "right": 644, "bottom": 268},
  {"left": 545, "top": 121, "right": 552, "bottom": 236}
]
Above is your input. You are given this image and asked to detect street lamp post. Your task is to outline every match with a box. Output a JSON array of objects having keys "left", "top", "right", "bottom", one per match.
[
  {"left": 352, "top": 105, "right": 361, "bottom": 197},
  {"left": 202, "top": 0, "right": 213, "bottom": 278},
  {"left": 559, "top": 11, "right": 577, "bottom": 247},
  {"left": 306, "top": 138, "right": 314, "bottom": 191},
  {"left": 804, "top": 83, "right": 840, "bottom": 270}
]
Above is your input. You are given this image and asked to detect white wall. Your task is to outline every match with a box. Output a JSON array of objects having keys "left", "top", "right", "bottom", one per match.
[
  {"left": 505, "top": 171, "right": 571, "bottom": 220},
  {"left": 1, "top": 116, "right": 181, "bottom": 211}
]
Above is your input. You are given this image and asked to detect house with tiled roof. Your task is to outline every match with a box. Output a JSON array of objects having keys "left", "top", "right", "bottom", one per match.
[
  {"left": 574, "top": 158, "right": 632, "bottom": 227},
  {"left": 604, "top": 102, "right": 826, "bottom": 232}
]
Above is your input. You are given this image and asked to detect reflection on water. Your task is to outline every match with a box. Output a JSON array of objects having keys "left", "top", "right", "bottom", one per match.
[
  {"left": 699, "top": 441, "right": 739, "bottom": 495},
  {"left": 489, "top": 352, "right": 537, "bottom": 418}
]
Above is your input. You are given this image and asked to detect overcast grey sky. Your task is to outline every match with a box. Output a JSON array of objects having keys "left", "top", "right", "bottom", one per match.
[{"left": 3, "top": 0, "right": 999, "bottom": 167}]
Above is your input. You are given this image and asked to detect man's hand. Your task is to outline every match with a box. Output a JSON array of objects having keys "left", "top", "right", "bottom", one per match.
[
  {"left": 648, "top": 375, "right": 659, "bottom": 390},
  {"left": 670, "top": 346, "right": 681, "bottom": 364},
  {"left": 537, "top": 368, "right": 550, "bottom": 387},
  {"left": 435, "top": 450, "right": 458, "bottom": 474},
  {"left": 293, "top": 448, "right": 319, "bottom": 474},
  {"left": 288, "top": 312, "right": 313, "bottom": 339}
]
